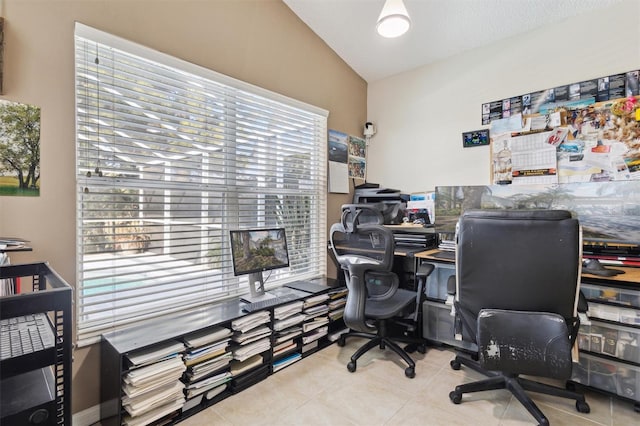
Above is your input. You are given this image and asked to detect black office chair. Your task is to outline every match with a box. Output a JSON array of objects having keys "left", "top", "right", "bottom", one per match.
[
  {"left": 448, "top": 209, "right": 590, "bottom": 425},
  {"left": 329, "top": 204, "right": 429, "bottom": 378}
]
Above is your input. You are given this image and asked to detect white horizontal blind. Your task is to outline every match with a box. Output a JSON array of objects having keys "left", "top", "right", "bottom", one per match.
[{"left": 75, "top": 24, "right": 328, "bottom": 345}]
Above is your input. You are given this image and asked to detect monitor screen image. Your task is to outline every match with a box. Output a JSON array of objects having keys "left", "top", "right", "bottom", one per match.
[
  {"left": 435, "top": 181, "right": 640, "bottom": 250},
  {"left": 229, "top": 228, "right": 290, "bottom": 276}
]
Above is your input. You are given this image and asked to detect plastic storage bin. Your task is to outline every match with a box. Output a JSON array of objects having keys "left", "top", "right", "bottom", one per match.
[
  {"left": 581, "top": 283, "right": 640, "bottom": 309},
  {"left": 422, "top": 300, "right": 475, "bottom": 351},
  {"left": 578, "top": 319, "right": 640, "bottom": 364},
  {"left": 424, "top": 262, "right": 455, "bottom": 301},
  {"left": 572, "top": 352, "right": 639, "bottom": 401}
]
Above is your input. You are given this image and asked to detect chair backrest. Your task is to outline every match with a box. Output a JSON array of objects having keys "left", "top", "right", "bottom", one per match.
[
  {"left": 329, "top": 204, "right": 397, "bottom": 333},
  {"left": 455, "top": 209, "right": 581, "bottom": 321}
]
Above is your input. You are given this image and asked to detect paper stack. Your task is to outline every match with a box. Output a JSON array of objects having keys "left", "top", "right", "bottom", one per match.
[
  {"left": 302, "top": 325, "right": 329, "bottom": 345},
  {"left": 122, "top": 340, "right": 187, "bottom": 426},
  {"left": 328, "top": 287, "right": 348, "bottom": 321},
  {"left": 303, "top": 293, "right": 329, "bottom": 309},
  {"left": 302, "top": 294, "right": 329, "bottom": 336},
  {"left": 230, "top": 310, "right": 271, "bottom": 370},
  {"left": 182, "top": 326, "right": 233, "bottom": 408},
  {"left": 273, "top": 301, "right": 305, "bottom": 332},
  {"left": 0, "top": 253, "right": 12, "bottom": 296},
  {"left": 272, "top": 352, "right": 301, "bottom": 373}
]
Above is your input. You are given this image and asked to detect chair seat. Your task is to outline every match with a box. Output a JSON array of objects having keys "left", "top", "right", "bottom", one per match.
[{"left": 365, "top": 288, "right": 415, "bottom": 319}]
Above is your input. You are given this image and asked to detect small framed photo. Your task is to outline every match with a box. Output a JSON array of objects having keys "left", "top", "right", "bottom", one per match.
[{"left": 462, "top": 129, "right": 490, "bottom": 148}]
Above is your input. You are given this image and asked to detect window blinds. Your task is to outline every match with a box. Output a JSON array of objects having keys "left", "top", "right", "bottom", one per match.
[{"left": 74, "top": 24, "right": 328, "bottom": 345}]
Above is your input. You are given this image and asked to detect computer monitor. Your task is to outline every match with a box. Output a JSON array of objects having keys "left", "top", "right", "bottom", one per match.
[{"left": 229, "top": 227, "right": 290, "bottom": 302}]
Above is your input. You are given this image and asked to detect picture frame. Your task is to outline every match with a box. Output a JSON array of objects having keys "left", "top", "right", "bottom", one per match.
[
  {"left": 0, "top": 17, "right": 4, "bottom": 94},
  {"left": 462, "top": 129, "right": 490, "bottom": 148}
]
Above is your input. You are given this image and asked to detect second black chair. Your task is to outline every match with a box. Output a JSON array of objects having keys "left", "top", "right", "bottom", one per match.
[{"left": 448, "top": 209, "right": 590, "bottom": 425}]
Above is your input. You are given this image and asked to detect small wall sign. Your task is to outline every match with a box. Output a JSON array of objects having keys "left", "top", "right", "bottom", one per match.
[{"left": 462, "top": 129, "right": 490, "bottom": 148}]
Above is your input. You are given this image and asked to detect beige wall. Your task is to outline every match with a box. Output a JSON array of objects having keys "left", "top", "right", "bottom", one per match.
[
  {"left": 0, "top": 0, "right": 364, "bottom": 414},
  {"left": 367, "top": 0, "right": 640, "bottom": 194}
]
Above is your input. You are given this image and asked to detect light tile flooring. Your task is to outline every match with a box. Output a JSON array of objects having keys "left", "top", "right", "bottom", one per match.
[{"left": 180, "top": 339, "right": 638, "bottom": 426}]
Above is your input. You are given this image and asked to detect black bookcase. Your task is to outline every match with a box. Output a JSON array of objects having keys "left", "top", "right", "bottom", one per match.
[
  {"left": 0, "top": 262, "right": 73, "bottom": 426},
  {"left": 100, "top": 279, "right": 343, "bottom": 425}
]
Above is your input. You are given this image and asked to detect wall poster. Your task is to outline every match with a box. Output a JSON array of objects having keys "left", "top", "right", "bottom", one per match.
[
  {"left": 347, "top": 135, "right": 366, "bottom": 180},
  {"left": 328, "top": 129, "right": 349, "bottom": 193}
]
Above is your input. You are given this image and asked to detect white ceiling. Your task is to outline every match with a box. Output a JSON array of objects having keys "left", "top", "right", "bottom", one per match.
[{"left": 284, "top": 0, "right": 624, "bottom": 83}]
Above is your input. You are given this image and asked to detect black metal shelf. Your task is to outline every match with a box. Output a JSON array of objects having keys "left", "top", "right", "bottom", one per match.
[{"left": 0, "top": 262, "right": 72, "bottom": 426}]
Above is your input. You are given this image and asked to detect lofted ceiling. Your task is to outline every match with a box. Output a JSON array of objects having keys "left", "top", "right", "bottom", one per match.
[{"left": 283, "top": 0, "right": 624, "bottom": 83}]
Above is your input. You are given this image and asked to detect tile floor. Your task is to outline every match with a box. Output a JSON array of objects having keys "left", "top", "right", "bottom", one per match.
[{"left": 180, "top": 339, "right": 638, "bottom": 426}]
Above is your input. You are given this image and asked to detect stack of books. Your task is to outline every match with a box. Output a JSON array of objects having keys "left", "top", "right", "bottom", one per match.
[
  {"left": 181, "top": 326, "right": 233, "bottom": 410},
  {"left": 122, "top": 340, "right": 187, "bottom": 426}
]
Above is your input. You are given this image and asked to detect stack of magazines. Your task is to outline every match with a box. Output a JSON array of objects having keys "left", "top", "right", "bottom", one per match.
[
  {"left": 272, "top": 301, "right": 305, "bottom": 359},
  {"left": 122, "top": 340, "right": 187, "bottom": 426},
  {"left": 327, "top": 287, "right": 348, "bottom": 321},
  {"left": 181, "top": 326, "right": 233, "bottom": 410},
  {"left": 230, "top": 311, "right": 271, "bottom": 373}
]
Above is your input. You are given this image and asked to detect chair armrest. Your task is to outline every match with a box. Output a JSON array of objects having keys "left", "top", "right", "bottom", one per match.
[
  {"left": 416, "top": 263, "right": 434, "bottom": 279},
  {"left": 447, "top": 275, "right": 456, "bottom": 295}
]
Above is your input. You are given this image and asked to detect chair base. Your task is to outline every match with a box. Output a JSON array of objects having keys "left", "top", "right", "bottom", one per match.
[
  {"left": 338, "top": 329, "right": 421, "bottom": 378},
  {"left": 449, "top": 354, "right": 590, "bottom": 426}
]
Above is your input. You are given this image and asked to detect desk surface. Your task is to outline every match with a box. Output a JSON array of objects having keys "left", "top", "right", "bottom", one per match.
[
  {"left": 582, "top": 266, "right": 640, "bottom": 286},
  {"left": 414, "top": 249, "right": 454, "bottom": 262},
  {"left": 102, "top": 281, "right": 335, "bottom": 353},
  {"left": 415, "top": 249, "right": 640, "bottom": 287}
]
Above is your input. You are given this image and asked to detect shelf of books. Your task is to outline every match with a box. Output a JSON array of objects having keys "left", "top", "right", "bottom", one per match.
[{"left": 101, "top": 279, "right": 345, "bottom": 425}]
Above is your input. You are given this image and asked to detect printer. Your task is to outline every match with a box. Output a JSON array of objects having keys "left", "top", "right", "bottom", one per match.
[{"left": 352, "top": 183, "right": 408, "bottom": 225}]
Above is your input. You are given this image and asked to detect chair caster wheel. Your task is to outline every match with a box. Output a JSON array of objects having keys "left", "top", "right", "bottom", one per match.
[
  {"left": 449, "top": 391, "right": 462, "bottom": 404},
  {"left": 576, "top": 400, "right": 590, "bottom": 414},
  {"left": 405, "top": 367, "right": 415, "bottom": 378},
  {"left": 337, "top": 336, "right": 346, "bottom": 347},
  {"left": 417, "top": 344, "right": 427, "bottom": 354},
  {"left": 347, "top": 361, "right": 356, "bottom": 373},
  {"left": 450, "top": 359, "right": 461, "bottom": 370}
]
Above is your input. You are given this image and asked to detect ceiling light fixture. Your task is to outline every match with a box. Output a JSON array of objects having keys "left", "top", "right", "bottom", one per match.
[{"left": 376, "top": 0, "right": 411, "bottom": 38}]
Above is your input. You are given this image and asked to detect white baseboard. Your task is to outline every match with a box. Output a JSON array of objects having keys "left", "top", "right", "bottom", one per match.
[{"left": 73, "top": 404, "right": 101, "bottom": 426}]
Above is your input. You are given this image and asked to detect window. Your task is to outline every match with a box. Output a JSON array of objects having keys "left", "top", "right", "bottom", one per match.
[{"left": 75, "top": 24, "right": 328, "bottom": 345}]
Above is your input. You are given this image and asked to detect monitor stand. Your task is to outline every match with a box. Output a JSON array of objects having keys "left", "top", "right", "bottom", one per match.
[{"left": 240, "top": 272, "right": 277, "bottom": 303}]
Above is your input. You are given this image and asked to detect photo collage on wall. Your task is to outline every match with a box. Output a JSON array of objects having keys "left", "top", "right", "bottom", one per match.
[
  {"left": 482, "top": 70, "right": 639, "bottom": 125},
  {"left": 327, "top": 129, "right": 367, "bottom": 193},
  {"left": 484, "top": 69, "right": 640, "bottom": 185}
]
